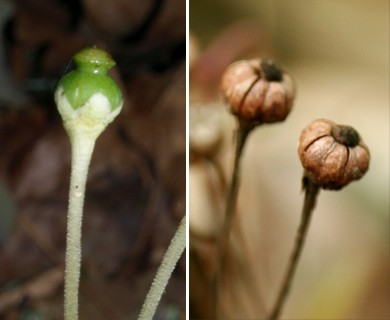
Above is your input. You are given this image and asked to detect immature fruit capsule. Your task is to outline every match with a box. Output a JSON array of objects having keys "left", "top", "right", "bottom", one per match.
[
  {"left": 298, "top": 119, "right": 370, "bottom": 190},
  {"left": 220, "top": 59, "right": 295, "bottom": 123},
  {"left": 55, "top": 47, "right": 123, "bottom": 140}
]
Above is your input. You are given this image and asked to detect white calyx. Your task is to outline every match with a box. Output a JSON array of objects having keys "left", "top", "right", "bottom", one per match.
[{"left": 55, "top": 86, "right": 123, "bottom": 141}]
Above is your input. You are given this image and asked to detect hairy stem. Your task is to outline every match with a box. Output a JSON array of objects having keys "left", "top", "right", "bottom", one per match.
[
  {"left": 267, "top": 177, "right": 320, "bottom": 320},
  {"left": 138, "top": 216, "right": 186, "bottom": 320},
  {"left": 64, "top": 135, "right": 95, "bottom": 320},
  {"left": 214, "top": 121, "right": 253, "bottom": 318}
]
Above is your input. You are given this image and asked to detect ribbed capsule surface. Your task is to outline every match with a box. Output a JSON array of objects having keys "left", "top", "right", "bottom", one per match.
[
  {"left": 220, "top": 59, "right": 295, "bottom": 123},
  {"left": 298, "top": 119, "right": 370, "bottom": 189}
]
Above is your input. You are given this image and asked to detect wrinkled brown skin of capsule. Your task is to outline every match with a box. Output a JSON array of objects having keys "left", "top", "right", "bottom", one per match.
[
  {"left": 298, "top": 119, "right": 370, "bottom": 190},
  {"left": 220, "top": 59, "right": 295, "bottom": 123}
]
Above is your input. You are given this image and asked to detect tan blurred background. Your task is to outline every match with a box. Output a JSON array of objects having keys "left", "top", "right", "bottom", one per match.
[{"left": 190, "top": 1, "right": 389, "bottom": 319}]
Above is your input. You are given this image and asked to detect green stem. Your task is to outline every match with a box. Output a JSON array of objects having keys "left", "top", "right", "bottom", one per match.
[
  {"left": 64, "top": 135, "right": 95, "bottom": 320},
  {"left": 138, "top": 216, "right": 186, "bottom": 320},
  {"left": 267, "top": 178, "right": 320, "bottom": 320},
  {"left": 214, "top": 121, "right": 253, "bottom": 319}
]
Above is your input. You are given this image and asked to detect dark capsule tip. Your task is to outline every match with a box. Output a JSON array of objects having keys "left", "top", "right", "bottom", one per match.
[
  {"left": 260, "top": 60, "right": 283, "bottom": 82},
  {"left": 331, "top": 125, "right": 360, "bottom": 147}
]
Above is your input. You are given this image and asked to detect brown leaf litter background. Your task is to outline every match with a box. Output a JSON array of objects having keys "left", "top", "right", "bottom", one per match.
[{"left": 0, "top": 0, "right": 185, "bottom": 319}]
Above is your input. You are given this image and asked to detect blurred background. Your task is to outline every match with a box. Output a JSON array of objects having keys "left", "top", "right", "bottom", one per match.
[
  {"left": 189, "top": 0, "right": 389, "bottom": 319},
  {"left": 0, "top": 0, "right": 185, "bottom": 319}
]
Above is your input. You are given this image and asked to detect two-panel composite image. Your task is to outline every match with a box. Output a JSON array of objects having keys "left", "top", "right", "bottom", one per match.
[{"left": 0, "top": 0, "right": 388, "bottom": 319}]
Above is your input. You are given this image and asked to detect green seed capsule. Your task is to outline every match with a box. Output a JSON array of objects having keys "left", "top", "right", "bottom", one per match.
[
  {"left": 55, "top": 47, "right": 123, "bottom": 141},
  {"left": 58, "top": 47, "right": 123, "bottom": 111}
]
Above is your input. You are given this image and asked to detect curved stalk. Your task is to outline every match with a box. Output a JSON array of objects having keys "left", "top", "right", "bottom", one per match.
[
  {"left": 138, "top": 216, "right": 186, "bottom": 320},
  {"left": 64, "top": 135, "right": 95, "bottom": 320},
  {"left": 267, "top": 178, "right": 320, "bottom": 320},
  {"left": 214, "top": 121, "right": 253, "bottom": 318}
]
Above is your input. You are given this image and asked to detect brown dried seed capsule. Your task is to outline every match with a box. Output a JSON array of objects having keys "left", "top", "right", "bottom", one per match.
[
  {"left": 220, "top": 59, "right": 295, "bottom": 123},
  {"left": 298, "top": 119, "right": 370, "bottom": 190}
]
